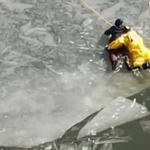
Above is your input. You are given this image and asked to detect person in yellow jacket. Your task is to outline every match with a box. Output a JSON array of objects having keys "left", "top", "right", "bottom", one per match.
[{"left": 108, "top": 28, "right": 150, "bottom": 70}]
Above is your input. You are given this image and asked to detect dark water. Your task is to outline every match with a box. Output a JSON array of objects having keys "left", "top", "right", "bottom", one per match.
[{"left": 0, "top": 0, "right": 150, "bottom": 149}]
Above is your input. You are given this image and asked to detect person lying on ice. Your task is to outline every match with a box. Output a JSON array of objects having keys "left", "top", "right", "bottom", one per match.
[
  {"left": 104, "top": 18, "right": 131, "bottom": 72},
  {"left": 108, "top": 28, "right": 150, "bottom": 71}
]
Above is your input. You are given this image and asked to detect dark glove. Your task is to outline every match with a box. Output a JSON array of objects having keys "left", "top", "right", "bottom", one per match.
[{"left": 142, "top": 62, "right": 150, "bottom": 70}]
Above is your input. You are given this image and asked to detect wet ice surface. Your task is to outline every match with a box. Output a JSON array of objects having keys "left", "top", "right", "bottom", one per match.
[{"left": 0, "top": 0, "right": 150, "bottom": 148}]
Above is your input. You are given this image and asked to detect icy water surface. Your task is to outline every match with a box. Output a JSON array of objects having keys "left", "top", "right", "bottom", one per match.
[{"left": 0, "top": 0, "right": 150, "bottom": 149}]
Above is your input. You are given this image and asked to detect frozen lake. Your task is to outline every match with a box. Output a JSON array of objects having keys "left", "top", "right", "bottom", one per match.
[{"left": 0, "top": 0, "right": 150, "bottom": 149}]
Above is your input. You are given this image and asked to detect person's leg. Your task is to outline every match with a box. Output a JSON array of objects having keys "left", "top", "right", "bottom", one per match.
[
  {"left": 108, "top": 49, "right": 121, "bottom": 71},
  {"left": 108, "top": 50, "right": 117, "bottom": 62},
  {"left": 124, "top": 55, "right": 131, "bottom": 70},
  {"left": 119, "top": 46, "right": 132, "bottom": 70},
  {"left": 107, "top": 37, "right": 124, "bottom": 71}
]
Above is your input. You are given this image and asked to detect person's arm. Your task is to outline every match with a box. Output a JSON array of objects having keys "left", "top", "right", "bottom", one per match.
[{"left": 104, "top": 26, "right": 113, "bottom": 36}]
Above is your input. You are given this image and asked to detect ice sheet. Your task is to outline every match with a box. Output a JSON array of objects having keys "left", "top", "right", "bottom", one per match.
[
  {"left": 0, "top": 0, "right": 149, "bottom": 147},
  {"left": 78, "top": 97, "right": 149, "bottom": 138}
]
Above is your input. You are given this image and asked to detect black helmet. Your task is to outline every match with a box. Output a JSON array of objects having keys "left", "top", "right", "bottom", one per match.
[{"left": 115, "top": 19, "right": 123, "bottom": 26}]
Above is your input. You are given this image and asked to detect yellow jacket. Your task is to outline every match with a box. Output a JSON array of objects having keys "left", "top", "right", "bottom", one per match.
[{"left": 108, "top": 30, "right": 150, "bottom": 68}]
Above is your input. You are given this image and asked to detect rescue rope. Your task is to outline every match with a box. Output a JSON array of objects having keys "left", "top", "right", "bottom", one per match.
[
  {"left": 79, "top": 0, "right": 112, "bottom": 26},
  {"left": 80, "top": 0, "right": 150, "bottom": 31}
]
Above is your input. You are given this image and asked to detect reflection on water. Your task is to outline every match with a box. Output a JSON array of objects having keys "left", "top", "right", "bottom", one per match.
[{"left": 0, "top": 0, "right": 150, "bottom": 149}]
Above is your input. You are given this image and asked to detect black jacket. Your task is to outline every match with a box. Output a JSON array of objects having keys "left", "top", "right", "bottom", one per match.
[{"left": 104, "top": 25, "right": 128, "bottom": 41}]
